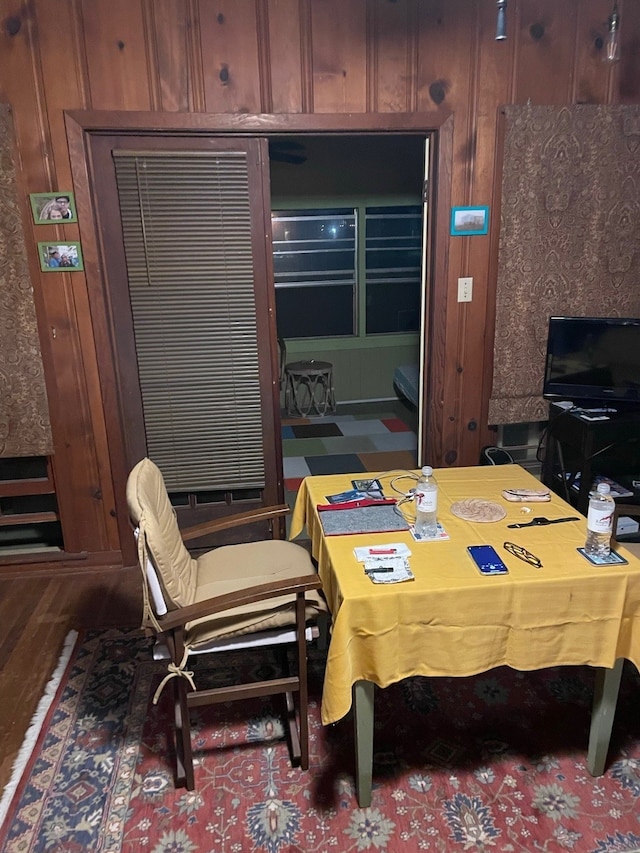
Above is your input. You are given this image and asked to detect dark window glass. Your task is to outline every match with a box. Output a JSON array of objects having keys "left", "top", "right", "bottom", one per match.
[
  {"left": 366, "top": 281, "right": 420, "bottom": 333},
  {"left": 276, "top": 285, "right": 354, "bottom": 338},
  {"left": 273, "top": 205, "right": 422, "bottom": 339},
  {"left": 365, "top": 205, "right": 422, "bottom": 334},
  {"left": 273, "top": 209, "right": 356, "bottom": 339}
]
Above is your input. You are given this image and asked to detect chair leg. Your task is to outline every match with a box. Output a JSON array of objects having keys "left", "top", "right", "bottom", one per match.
[
  {"left": 296, "top": 594, "right": 310, "bottom": 770},
  {"left": 167, "top": 629, "right": 195, "bottom": 789},
  {"left": 298, "top": 657, "right": 310, "bottom": 770},
  {"left": 275, "top": 596, "right": 311, "bottom": 770},
  {"left": 275, "top": 646, "right": 302, "bottom": 766},
  {"left": 284, "top": 689, "right": 302, "bottom": 766},
  {"left": 174, "top": 677, "right": 195, "bottom": 789}
]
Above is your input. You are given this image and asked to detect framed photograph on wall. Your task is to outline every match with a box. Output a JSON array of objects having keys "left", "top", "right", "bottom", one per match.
[
  {"left": 37, "top": 242, "right": 84, "bottom": 272},
  {"left": 450, "top": 205, "right": 489, "bottom": 236},
  {"left": 30, "top": 191, "right": 77, "bottom": 223}
]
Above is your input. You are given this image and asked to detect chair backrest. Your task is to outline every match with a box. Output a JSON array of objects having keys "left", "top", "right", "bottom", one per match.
[{"left": 126, "top": 457, "right": 197, "bottom": 611}]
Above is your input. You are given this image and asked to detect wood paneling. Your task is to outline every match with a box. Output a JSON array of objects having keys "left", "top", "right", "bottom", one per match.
[
  {"left": 265, "top": 0, "right": 304, "bottom": 113},
  {"left": 370, "top": 0, "right": 416, "bottom": 113},
  {"left": 1, "top": 0, "right": 638, "bottom": 570},
  {"left": 81, "top": 0, "right": 153, "bottom": 110},
  {"left": 33, "top": 1, "right": 119, "bottom": 551},
  {"left": 310, "top": 0, "right": 367, "bottom": 112},
  {"left": 199, "top": 0, "right": 263, "bottom": 113},
  {"left": 619, "top": 0, "right": 640, "bottom": 104},
  {"left": 34, "top": 1, "right": 88, "bottom": 174},
  {"left": 476, "top": 7, "right": 517, "bottom": 455},
  {"left": 514, "top": 1, "right": 578, "bottom": 104},
  {"left": 572, "top": 0, "right": 616, "bottom": 105},
  {"left": 0, "top": 1, "right": 117, "bottom": 556},
  {"left": 146, "top": 0, "right": 192, "bottom": 112},
  {"left": 416, "top": 0, "right": 479, "bottom": 465}
]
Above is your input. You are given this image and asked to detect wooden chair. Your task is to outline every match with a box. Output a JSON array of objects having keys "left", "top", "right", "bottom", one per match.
[{"left": 126, "top": 457, "right": 327, "bottom": 789}]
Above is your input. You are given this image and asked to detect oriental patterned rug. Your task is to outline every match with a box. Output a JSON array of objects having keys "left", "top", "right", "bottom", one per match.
[{"left": 2, "top": 628, "right": 640, "bottom": 853}]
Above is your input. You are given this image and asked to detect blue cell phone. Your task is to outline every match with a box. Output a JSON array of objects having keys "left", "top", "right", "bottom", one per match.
[{"left": 467, "top": 545, "right": 509, "bottom": 576}]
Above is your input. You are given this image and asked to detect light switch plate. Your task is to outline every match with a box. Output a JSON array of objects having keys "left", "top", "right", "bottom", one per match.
[{"left": 458, "top": 277, "right": 473, "bottom": 302}]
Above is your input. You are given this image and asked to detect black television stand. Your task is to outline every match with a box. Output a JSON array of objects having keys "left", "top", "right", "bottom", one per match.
[{"left": 542, "top": 403, "right": 640, "bottom": 516}]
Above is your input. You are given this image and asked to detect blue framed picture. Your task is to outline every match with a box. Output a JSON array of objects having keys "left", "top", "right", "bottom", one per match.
[{"left": 450, "top": 206, "right": 489, "bottom": 236}]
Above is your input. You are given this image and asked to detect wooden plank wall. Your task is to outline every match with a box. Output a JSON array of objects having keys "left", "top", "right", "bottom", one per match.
[{"left": 0, "top": 0, "right": 638, "bottom": 566}]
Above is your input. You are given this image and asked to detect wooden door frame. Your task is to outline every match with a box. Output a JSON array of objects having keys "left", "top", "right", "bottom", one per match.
[{"left": 66, "top": 111, "right": 453, "bottom": 561}]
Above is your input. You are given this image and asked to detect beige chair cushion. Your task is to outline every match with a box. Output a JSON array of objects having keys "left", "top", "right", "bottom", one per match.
[
  {"left": 126, "top": 458, "right": 197, "bottom": 609},
  {"left": 186, "top": 539, "right": 326, "bottom": 648},
  {"left": 127, "top": 457, "right": 327, "bottom": 645}
]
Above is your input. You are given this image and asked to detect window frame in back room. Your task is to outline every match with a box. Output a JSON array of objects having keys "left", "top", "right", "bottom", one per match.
[{"left": 272, "top": 200, "right": 423, "bottom": 341}]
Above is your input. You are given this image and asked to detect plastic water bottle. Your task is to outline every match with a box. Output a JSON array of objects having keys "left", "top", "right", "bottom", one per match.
[
  {"left": 585, "top": 482, "right": 615, "bottom": 557},
  {"left": 414, "top": 466, "right": 438, "bottom": 538}
]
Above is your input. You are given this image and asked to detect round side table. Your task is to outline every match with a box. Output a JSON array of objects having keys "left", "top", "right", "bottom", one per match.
[{"left": 284, "top": 360, "right": 336, "bottom": 417}]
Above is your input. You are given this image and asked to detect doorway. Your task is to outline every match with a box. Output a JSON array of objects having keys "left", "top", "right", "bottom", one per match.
[
  {"left": 268, "top": 134, "right": 427, "bottom": 502},
  {"left": 68, "top": 111, "right": 452, "bottom": 558}
]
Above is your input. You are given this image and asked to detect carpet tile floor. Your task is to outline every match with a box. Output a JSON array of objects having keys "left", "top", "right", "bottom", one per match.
[{"left": 282, "top": 404, "right": 418, "bottom": 505}]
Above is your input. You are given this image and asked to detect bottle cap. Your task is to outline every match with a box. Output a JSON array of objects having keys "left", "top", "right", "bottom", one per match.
[
  {"left": 596, "top": 483, "right": 611, "bottom": 495},
  {"left": 422, "top": 466, "right": 433, "bottom": 476}
]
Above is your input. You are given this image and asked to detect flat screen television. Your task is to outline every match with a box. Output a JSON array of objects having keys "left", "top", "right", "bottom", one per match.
[{"left": 543, "top": 316, "right": 640, "bottom": 409}]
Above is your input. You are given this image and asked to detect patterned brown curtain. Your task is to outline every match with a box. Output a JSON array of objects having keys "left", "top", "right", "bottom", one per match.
[
  {"left": 489, "top": 105, "right": 640, "bottom": 425},
  {"left": 0, "top": 104, "right": 53, "bottom": 456}
]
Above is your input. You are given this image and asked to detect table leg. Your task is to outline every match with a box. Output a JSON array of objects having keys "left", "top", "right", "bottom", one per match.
[
  {"left": 353, "top": 680, "right": 374, "bottom": 808},
  {"left": 587, "top": 659, "right": 624, "bottom": 776}
]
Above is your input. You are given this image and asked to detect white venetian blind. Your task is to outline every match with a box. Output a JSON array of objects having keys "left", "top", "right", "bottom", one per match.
[{"left": 114, "top": 151, "right": 264, "bottom": 492}]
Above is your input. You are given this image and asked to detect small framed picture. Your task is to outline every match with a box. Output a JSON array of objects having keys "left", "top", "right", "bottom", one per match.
[
  {"left": 30, "top": 191, "right": 77, "bottom": 224},
  {"left": 37, "top": 242, "right": 84, "bottom": 272},
  {"left": 351, "top": 478, "right": 384, "bottom": 497},
  {"left": 450, "top": 205, "right": 489, "bottom": 236}
]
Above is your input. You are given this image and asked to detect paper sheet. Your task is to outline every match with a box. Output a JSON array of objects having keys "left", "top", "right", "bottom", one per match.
[{"left": 363, "top": 556, "right": 415, "bottom": 584}]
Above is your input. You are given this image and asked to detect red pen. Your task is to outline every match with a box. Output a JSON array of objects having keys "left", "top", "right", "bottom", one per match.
[{"left": 369, "top": 548, "right": 396, "bottom": 555}]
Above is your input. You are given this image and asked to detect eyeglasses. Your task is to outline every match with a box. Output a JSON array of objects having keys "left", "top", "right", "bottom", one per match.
[{"left": 503, "top": 541, "right": 543, "bottom": 568}]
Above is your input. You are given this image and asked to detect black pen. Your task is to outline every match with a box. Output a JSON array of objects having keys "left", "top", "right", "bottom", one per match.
[{"left": 365, "top": 566, "right": 394, "bottom": 574}]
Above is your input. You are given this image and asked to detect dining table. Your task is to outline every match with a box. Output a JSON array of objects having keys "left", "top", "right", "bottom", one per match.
[{"left": 290, "top": 464, "right": 640, "bottom": 807}]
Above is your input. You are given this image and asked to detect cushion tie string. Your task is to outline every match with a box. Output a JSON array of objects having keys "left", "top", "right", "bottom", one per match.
[{"left": 152, "top": 646, "right": 196, "bottom": 705}]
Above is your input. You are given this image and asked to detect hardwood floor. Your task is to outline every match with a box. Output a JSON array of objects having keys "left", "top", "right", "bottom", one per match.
[{"left": 0, "top": 566, "right": 142, "bottom": 796}]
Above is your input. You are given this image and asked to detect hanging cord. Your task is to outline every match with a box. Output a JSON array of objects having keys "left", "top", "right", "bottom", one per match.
[
  {"left": 364, "top": 469, "right": 421, "bottom": 525},
  {"left": 361, "top": 468, "right": 420, "bottom": 497},
  {"left": 536, "top": 405, "right": 580, "bottom": 465}
]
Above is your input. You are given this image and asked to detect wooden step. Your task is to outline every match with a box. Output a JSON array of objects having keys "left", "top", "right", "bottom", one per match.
[{"left": 0, "top": 511, "right": 59, "bottom": 527}]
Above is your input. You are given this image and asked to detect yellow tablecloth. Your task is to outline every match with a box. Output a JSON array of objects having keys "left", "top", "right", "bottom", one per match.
[{"left": 290, "top": 465, "right": 640, "bottom": 726}]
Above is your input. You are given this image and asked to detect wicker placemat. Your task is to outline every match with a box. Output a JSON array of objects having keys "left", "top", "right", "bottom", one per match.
[{"left": 450, "top": 498, "right": 507, "bottom": 522}]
